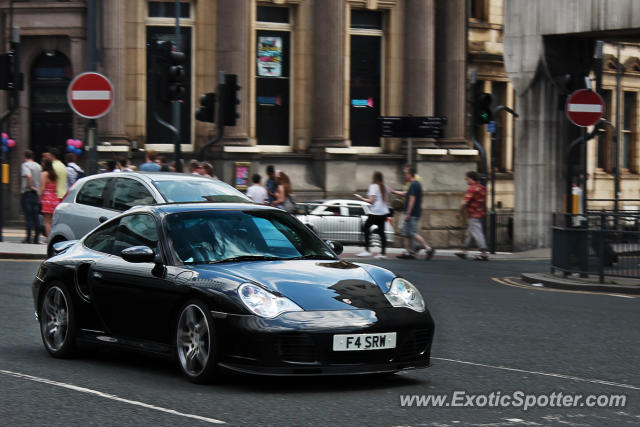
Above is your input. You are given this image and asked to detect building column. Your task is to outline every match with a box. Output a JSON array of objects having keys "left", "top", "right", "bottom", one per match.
[
  {"left": 404, "top": 0, "right": 435, "bottom": 118},
  {"left": 310, "top": 0, "right": 347, "bottom": 148},
  {"left": 217, "top": 0, "right": 251, "bottom": 145},
  {"left": 101, "top": 0, "right": 127, "bottom": 143},
  {"left": 435, "top": 0, "right": 466, "bottom": 146}
]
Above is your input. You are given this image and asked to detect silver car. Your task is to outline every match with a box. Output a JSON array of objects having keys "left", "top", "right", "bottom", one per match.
[
  {"left": 48, "top": 172, "right": 251, "bottom": 256},
  {"left": 296, "top": 199, "right": 395, "bottom": 245}
]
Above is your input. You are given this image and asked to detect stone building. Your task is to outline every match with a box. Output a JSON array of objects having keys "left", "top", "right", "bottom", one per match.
[{"left": 0, "top": 0, "right": 488, "bottom": 250}]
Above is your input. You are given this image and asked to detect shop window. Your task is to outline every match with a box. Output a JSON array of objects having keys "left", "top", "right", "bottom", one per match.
[
  {"left": 622, "top": 91, "right": 636, "bottom": 172},
  {"left": 148, "top": 2, "right": 190, "bottom": 18}
]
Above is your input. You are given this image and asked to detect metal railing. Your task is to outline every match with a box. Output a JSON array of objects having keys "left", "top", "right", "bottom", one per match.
[
  {"left": 494, "top": 210, "right": 514, "bottom": 252},
  {"left": 552, "top": 211, "right": 640, "bottom": 282}
]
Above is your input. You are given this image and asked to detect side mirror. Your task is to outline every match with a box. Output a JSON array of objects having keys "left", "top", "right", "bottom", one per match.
[
  {"left": 325, "top": 240, "right": 343, "bottom": 255},
  {"left": 121, "top": 246, "right": 155, "bottom": 263}
]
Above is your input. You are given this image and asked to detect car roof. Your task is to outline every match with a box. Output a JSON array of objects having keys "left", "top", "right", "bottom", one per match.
[
  {"left": 131, "top": 202, "right": 278, "bottom": 215},
  {"left": 318, "top": 199, "right": 370, "bottom": 206},
  {"left": 81, "top": 171, "right": 221, "bottom": 183}
]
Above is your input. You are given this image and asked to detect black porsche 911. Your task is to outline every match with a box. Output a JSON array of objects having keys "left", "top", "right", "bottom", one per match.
[{"left": 32, "top": 203, "right": 434, "bottom": 383}]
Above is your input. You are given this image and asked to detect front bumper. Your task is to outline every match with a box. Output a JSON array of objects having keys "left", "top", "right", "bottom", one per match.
[{"left": 216, "top": 308, "right": 434, "bottom": 376}]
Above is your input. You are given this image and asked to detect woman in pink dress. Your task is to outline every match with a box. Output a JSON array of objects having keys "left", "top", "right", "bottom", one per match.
[{"left": 39, "top": 158, "right": 59, "bottom": 237}]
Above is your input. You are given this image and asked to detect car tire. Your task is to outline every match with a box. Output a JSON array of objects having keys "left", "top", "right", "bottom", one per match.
[
  {"left": 176, "top": 300, "right": 217, "bottom": 383},
  {"left": 39, "top": 282, "right": 78, "bottom": 358}
]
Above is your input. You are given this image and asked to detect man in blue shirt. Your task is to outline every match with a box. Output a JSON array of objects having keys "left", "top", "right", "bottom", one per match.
[
  {"left": 391, "top": 165, "right": 435, "bottom": 260},
  {"left": 265, "top": 165, "right": 277, "bottom": 203},
  {"left": 139, "top": 149, "right": 162, "bottom": 172}
]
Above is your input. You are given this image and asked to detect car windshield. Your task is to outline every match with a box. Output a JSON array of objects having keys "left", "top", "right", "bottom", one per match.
[
  {"left": 166, "top": 209, "right": 337, "bottom": 265},
  {"left": 153, "top": 179, "right": 251, "bottom": 204}
]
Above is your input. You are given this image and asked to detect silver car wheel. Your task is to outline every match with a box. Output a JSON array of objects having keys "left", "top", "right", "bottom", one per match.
[
  {"left": 177, "top": 304, "right": 211, "bottom": 377},
  {"left": 41, "top": 286, "right": 69, "bottom": 352}
]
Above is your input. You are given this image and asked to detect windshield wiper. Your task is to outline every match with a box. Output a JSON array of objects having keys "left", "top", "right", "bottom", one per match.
[{"left": 207, "top": 255, "right": 283, "bottom": 264}]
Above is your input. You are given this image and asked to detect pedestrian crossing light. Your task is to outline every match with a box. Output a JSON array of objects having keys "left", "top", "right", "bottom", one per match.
[
  {"left": 195, "top": 92, "right": 216, "bottom": 123},
  {"left": 476, "top": 92, "right": 493, "bottom": 124}
]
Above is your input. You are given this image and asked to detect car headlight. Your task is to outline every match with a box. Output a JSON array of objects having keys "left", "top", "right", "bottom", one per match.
[
  {"left": 238, "top": 283, "right": 303, "bottom": 318},
  {"left": 385, "top": 278, "right": 426, "bottom": 312}
]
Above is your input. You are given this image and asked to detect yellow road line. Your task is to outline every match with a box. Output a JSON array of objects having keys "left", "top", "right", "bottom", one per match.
[{"left": 491, "top": 276, "right": 638, "bottom": 298}]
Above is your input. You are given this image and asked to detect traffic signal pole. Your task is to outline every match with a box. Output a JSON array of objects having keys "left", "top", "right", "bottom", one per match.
[{"left": 172, "top": 0, "right": 182, "bottom": 172}]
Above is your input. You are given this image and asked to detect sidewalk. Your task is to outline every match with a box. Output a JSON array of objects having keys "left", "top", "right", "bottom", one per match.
[
  {"left": 341, "top": 245, "right": 551, "bottom": 261},
  {"left": 521, "top": 271, "right": 640, "bottom": 295},
  {"left": 0, "top": 226, "right": 47, "bottom": 259}
]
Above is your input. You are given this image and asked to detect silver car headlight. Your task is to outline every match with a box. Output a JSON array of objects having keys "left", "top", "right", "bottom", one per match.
[
  {"left": 238, "top": 283, "right": 303, "bottom": 318},
  {"left": 385, "top": 278, "right": 426, "bottom": 312}
]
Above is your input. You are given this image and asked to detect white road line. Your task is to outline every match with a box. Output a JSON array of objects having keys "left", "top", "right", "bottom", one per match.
[
  {"left": 431, "top": 358, "right": 640, "bottom": 391},
  {"left": 0, "top": 370, "right": 226, "bottom": 424}
]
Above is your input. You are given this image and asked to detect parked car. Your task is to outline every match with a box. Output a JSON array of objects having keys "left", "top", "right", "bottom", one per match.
[
  {"left": 48, "top": 172, "right": 251, "bottom": 257},
  {"left": 33, "top": 203, "right": 434, "bottom": 382},
  {"left": 296, "top": 199, "right": 395, "bottom": 245}
]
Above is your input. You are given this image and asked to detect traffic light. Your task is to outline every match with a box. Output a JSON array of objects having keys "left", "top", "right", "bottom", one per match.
[
  {"left": 0, "top": 52, "right": 23, "bottom": 91},
  {"left": 475, "top": 92, "right": 493, "bottom": 124},
  {"left": 167, "top": 48, "right": 186, "bottom": 101},
  {"left": 195, "top": 92, "right": 216, "bottom": 123},
  {"left": 221, "top": 73, "right": 241, "bottom": 126},
  {"left": 150, "top": 40, "right": 185, "bottom": 103}
]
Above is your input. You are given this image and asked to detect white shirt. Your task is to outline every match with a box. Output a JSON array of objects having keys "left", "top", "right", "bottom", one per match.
[
  {"left": 367, "top": 183, "right": 390, "bottom": 216},
  {"left": 246, "top": 184, "right": 268, "bottom": 204}
]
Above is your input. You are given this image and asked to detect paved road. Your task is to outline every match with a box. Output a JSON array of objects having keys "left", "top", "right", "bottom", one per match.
[{"left": 1, "top": 257, "right": 638, "bottom": 426}]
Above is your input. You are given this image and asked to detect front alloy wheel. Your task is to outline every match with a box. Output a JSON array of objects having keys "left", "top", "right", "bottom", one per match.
[
  {"left": 40, "top": 284, "right": 77, "bottom": 357},
  {"left": 176, "top": 301, "right": 217, "bottom": 383}
]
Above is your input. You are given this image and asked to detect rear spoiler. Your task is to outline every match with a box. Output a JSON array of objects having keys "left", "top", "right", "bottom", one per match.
[{"left": 52, "top": 240, "right": 79, "bottom": 256}]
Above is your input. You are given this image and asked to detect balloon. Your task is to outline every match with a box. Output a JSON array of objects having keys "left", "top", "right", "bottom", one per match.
[
  {"left": 66, "top": 138, "right": 74, "bottom": 146},
  {"left": 2, "top": 146, "right": 7, "bottom": 152},
  {"left": 67, "top": 145, "right": 75, "bottom": 153},
  {"left": 75, "top": 140, "right": 83, "bottom": 148},
  {"left": 1, "top": 138, "right": 6, "bottom": 145},
  {"left": 7, "top": 139, "right": 15, "bottom": 148},
  {"left": 75, "top": 147, "right": 83, "bottom": 156},
  {"left": 1, "top": 133, "right": 7, "bottom": 140}
]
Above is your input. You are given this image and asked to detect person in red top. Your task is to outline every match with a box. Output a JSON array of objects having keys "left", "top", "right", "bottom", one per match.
[{"left": 456, "top": 171, "right": 489, "bottom": 261}]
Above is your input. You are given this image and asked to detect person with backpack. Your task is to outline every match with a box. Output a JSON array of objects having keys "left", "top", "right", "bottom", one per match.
[{"left": 65, "top": 152, "right": 85, "bottom": 189}]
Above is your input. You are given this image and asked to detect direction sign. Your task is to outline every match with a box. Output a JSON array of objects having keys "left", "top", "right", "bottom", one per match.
[
  {"left": 67, "top": 72, "right": 114, "bottom": 119},
  {"left": 566, "top": 89, "right": 604, "bottom": 127},
  {"left": 378, "top": 116, "right": 447, "bottom": 138}
]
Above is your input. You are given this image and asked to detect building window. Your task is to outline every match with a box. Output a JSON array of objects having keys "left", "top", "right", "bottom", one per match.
[
  {"left": 598, "top": 89, "right": 613, "bottom": 171},
  {"left": 149, "top": 1, "right": 190, "bottom": 18},
  {"left": 622, "top": 91, "right": 636, "bottom": 172},
  {"left": 256, "top": 6, "right": 291, "bottom": 146},
  {"left": 470, "top": 0, "right": 487, "bottom": 22},
  {"left": 349, "top": 10, "right": 383, "bottom": 147}
]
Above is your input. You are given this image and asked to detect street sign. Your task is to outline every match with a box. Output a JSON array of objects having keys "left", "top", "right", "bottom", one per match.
[
  {"left": 378, "top": 116, "right": 447, "bottom": 138},
  {"left": 566, "top": 89, "right": 604, "bottom": 127},
  {"left": 67, "top": 72, "right": 114, "bottom": 119}
]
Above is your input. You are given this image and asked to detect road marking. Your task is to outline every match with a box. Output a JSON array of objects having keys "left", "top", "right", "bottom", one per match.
[
  {"left": 0, "top": 370, "right": 226, "bottom": 424},
  {"left": 0, "top": 258, "right": 43, "bottom": 263},
  {"left": 492, "top": 276, "right": 639, "bottom": 299},
  {"left": 431, "top": 358, "right": 640, "bottom": 391}
]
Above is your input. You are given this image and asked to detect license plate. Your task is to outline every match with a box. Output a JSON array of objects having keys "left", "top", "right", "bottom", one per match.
[{"left": 332, "top": 332, "right": 397, "bottom": 351}]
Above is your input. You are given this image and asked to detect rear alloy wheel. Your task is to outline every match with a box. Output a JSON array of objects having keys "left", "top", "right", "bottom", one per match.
[
  {"left": 40, "top": 284, "right": 77, "bottom": 357},
  {"left": 176, "top": 301, "right": 217, "bottom": 383}
]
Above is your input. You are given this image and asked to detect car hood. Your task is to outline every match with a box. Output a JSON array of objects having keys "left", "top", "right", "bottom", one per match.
[{"left": 193, "top": 259, "right": 396, "bottom": 310}]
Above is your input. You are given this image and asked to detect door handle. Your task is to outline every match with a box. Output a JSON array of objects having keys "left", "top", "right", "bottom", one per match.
[{"left": 92, "top": 271, "right": 103, "bottom": 280}]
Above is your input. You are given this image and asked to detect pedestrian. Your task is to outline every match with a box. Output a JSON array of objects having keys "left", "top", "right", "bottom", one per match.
[
  {"left": 48, "top": 147, "right": 67, "bottom": 200},
  {"left": 246, "top": 173, "right": 268, "bottom": 204},
  {"left": 202, "top": 162, "right": 217, "bottom": 179},
  {"left": 139, "top": 149, "right": 162, "bottom": 171},
  {"left": 391, "top": 165, "right": 435, "bottom": 260},
  {"left": 104, "top": 159, "right": 117, "bottom": 172},
  {"left": 65, "top": 152, "right": 84, "bottom": 188},
  {"left": 157, "top": 156, "right": 170, "bottom": 171},
  {"left": 455, "top": 171, "right": 489, "bottom": 261},
  {"left": 355, "top": 171, "right": 390, "bottom": 259},
  {"left": 188, "top": 159, "right": 204, "bottom": 175},
  {"left": 20, "top": 150, "right": 42, "bottom": 244},
  {"left": 265, "top": 165, "right": 277, "bottom": 203},
  {"left": 271, "top": 171, "right": 298, "bottom": 213},
  {"left": 40, "top": 158, "right": 60, "bottom": 237},
  {"left": 115, "top": 155, "right": 133, "bottom": 172}
]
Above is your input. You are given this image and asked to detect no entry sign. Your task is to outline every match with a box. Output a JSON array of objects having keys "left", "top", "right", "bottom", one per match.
[
  {"left": 566, "top": 89, "right": 604, "bottom": 127},
  {"left": 67, "top": 72, "right": 114, "bottom": 119}
]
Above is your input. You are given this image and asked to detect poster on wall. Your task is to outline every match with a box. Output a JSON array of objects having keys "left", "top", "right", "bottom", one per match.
[
  {"left": 234, "top": 162, "right": 251, "bottom": 190},
  {"left": 257, "top": 36, "right": 282, "bottom": 77}
]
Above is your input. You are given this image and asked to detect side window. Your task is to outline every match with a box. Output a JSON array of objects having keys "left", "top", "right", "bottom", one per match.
[
  {"left": 112, "top": 214, "right": 159, "bottom": 257},
  {"left": 84, "top": 220, "right": 119, "bottom": 254},
  {"left": 76, "top": 178, "right": 111, "bottom": 208},
  {"left": 112, "top": 178, "right": 155, "bottom": 211},
  {"left": 348, "top": 206, "right": 365, "bottom": 216},
  {"left": 325, "top": 206, "right": 341, "bottom": 215}
]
